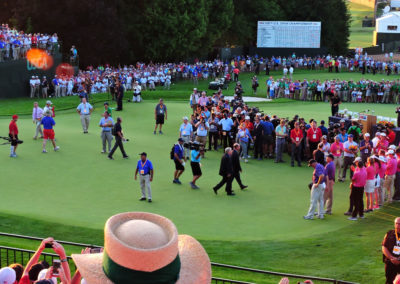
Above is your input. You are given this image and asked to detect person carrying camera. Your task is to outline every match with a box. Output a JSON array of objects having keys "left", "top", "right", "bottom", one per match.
[
  {"left": 195, "top": 117, "right": 209, "bottom": 156},
  {"left": 179, "top": 116, "right": 193, "bottom": 160},
  {"left": 190, "top": 142, "right": 203, "bottom": 189},
  {"left": 8, "top": 114, "right": 19, "bottom": 158},
  {"left": 173, "top": 138, "right": 185, "bottom": 184},
  {"left": 108, "top": 117, "right": 128, "bottom": 160}
]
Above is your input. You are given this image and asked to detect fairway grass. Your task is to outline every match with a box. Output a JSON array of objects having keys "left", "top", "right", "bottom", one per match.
[
  {"left": 0, "top": 98, "right": 399, "bottom": 283},
  {"left": 348, "top": 2, "right": 374, "bottom": 48}
]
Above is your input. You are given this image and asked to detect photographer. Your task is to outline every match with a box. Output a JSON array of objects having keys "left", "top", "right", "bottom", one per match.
[
  {"left": 195, "top": 117, "right": 209, "bottom": 156},
  {"left": 173, "top": 138, "right": 185, "bottom": 184},
  {"left": 8, "top": 114, "right": 19, "bottom": 158},
  {"left": 190, "top": 142, "right": 204, "bottom": 189},
  {"left": 208, "top": 113, "right": 219, "bottom": 151},
  {"left": 219, "top": 113, "right": 234, "bottom": 149}
]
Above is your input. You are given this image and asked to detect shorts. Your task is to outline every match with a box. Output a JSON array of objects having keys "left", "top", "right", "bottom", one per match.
[
  {"left": 365, "top": 179, "right": 375, "bottom": 193},
  {"left": 174, "top": 159, "right": 184, "bottom": 171},
  {"left": 156, "top": 115, "right": 165, "bottom": 125},
  {"left": 8, "top": 134, "right": 18, "bottom": 146},
  {"left": 43, "top": 129, "right": 55, "bottom": 140},
  {"left": 263, "top": 134, "right": 273, "bottom": 145},
  {"left": 191, "top": 162, "right": 202, "bottom": 176}
]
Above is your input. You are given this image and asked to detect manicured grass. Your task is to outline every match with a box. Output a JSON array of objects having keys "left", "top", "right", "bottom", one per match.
[
  {"left": 348, "top": 2, "right": 374, "bottom": 48},
  {"left": 0, "top": 97, "right": 399, "bottom": 283}
]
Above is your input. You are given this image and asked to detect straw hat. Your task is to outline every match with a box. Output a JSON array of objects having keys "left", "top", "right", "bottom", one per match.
[{"left": 72, "top": 212, "right": 211, "bottom": 284}]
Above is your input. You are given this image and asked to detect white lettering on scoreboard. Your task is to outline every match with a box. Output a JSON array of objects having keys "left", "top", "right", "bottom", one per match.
[{"left": 257, "top": 21, "right": 321, "bottom": 48}]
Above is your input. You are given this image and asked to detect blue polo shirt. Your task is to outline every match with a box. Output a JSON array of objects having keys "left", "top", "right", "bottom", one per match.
[
  {"left": 180, "top": 123, "right": 193, "bottom": 136},
  {"left": 41, "top": 116, "right": 55, "bottom": 129},
  {"left": 174, "top": 144, "right": 184, "bottom": 160},
  {"left": 99, "top": 117, "right": 114, "bottom": 132},
  {"left": 261, "top": 121, "right": 274, "bottom": 135},
  {"left": 136, "top": 159, "right": 153, "bottom": 175},
  {"left": 77, "top": 102, "right": 93, "bottom": 115},
  {"left": 219, "top": 118, "right": 233, "bottom": 131},
  {"left": 313, "top": 163, "right": 326, "bottom": 184},
  {"left": 197, "top": 122, "right": 209, "bottom": 137}
]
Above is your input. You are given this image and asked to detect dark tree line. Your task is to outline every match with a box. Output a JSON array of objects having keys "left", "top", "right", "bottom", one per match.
[{"left": 1, "top": 0, "right": 350, "bottom": 66}]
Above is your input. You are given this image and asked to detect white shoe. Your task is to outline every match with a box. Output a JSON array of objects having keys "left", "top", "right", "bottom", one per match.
[
  {"left": 245, "top": 159, "right": 248, "bottom": 163},
  {"left": 42, "top": 150, "right": 47, "bottom": 153},
  {"left": 54, "top": 146, "right": 60, "bottom": 151},
  {"left": 347, "top": 217, "right": 358, "bottom": 221},
  {"left": 303, "top": 215, "right": 314, "bottom": 220}
]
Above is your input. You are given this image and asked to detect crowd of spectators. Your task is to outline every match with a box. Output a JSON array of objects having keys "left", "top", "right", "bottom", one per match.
[{"left": 0, "top": 23, "right": 59, "bottom": 62}]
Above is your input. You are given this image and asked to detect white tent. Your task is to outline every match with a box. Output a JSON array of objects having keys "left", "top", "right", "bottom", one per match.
[{"left": 376, "top": 11, "right": 400, "bottom": 33}]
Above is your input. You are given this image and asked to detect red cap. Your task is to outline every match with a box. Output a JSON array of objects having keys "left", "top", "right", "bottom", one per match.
[{"left": 12, "top": 115, "right": 18, "bottom": 120}]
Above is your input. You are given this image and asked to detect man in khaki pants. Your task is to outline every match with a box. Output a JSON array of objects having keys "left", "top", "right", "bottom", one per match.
[
  {"left": 324, "top": 154, "right": 336, "bottom": 214},
  {"left": 76, "top": 98, "right": 93, "bottom": 134},
  {"left": 134, "top": 152, "right": 154, "bottom": 203},
  {"left": 384, "top": 150, "right": 398, "bottom": 203}
]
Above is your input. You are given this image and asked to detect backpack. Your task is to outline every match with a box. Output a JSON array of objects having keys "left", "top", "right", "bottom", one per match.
[{"left": 170, "top": 144, "right": 176, "bottom": 159}]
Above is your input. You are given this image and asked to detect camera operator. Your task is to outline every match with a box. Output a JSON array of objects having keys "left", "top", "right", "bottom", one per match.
[
  {"left": 9, "top": 114, "right": 19, "bottom": 158},
  {"left": 190, "top": 142, "right": 204, "bottom": 189},
  {"left": 195, "top": 116, "right": 209, "bottom": 156},
  {"left": 208, "top": 113, "right": 219, "bottom": 151},
  {"left": 173, "top": 138, "right": 185, "bottom": 184}
]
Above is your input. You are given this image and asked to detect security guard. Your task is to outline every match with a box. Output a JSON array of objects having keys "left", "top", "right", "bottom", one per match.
[
  {"left": 134, "top": 152, "right": 154, "bottom": 203},
  {"left": 382, "top": 217, "right": 400, "bottom": 283}
]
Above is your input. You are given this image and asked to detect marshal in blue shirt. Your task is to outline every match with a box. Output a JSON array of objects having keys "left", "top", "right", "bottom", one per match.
[{"left": 136, "top": 159, "right": 153, "bottom": 175}]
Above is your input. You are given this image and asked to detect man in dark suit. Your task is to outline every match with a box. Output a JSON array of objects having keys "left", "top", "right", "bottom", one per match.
[
  {"left": 213, "top": 147, "right": 235, "bottom": 196},
  {"left": 253, "top": 116, "right": 264, "bottom": 160},
  {"left": 232, "top": 143, "right": 248, "bottom": 190},
  {"left": 115, "top": 80, "right": 124, "bottom": 111}
]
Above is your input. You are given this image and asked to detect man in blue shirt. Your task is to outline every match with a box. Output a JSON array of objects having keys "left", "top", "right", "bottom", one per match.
[
  {"left": 190, "top": 142, "right": 204, "bottom": 189},
  {"left": 261, "top": 116, "right": 274, "bottom": 158},
  {"left": 99, "top": 111, "right": 114, "bottom": 153},
  {"left": 76, "top": 98, "right": 93, "bottom": 134},
  {"left": 41, "top": 110, "right": 60, "bottom": 153},
  {"left": 179, "top": 117, "right": 193, "bottom": 159},
  {"left": 304, "top": 159, "right": 326, "bottom": 220},
  {"left": 319, "top": 120, "right": 328, "bottom": 136},
  {"left": 219, "top": 113, "right": 234, "bottom": 149},
  {"left": 134, "top": 152, "right": 154, "bottom": 203},
  {"left": 173, "top": 138, "right": 185, "bottom": 184}
]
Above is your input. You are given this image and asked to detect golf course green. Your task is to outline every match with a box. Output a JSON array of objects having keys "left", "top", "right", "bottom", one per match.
[{"left": 0, "top": 70, "right": 399, "bottom": 283}]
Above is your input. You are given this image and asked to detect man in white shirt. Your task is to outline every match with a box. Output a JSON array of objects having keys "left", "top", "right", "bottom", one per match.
[
  {"left": 289, "top": 66, "right": 294, "bottom": 80},
  {"left": 140, "top": 76, "right": 147, "bottom": 91},
  {"left": 76, "top": 98, "right": 93, "bottom": 134},
  {"left": 32, "top": 102, "right": 43, "bottom": 139},
  {"left": 148, "top": 76, "right": 155, "bottom": 91},
  {"left": 133, "top": 82, "right": 142, "bottom": 103},
  {"left": 164, "top": 74, "right": 171, "bottom": 90},
  {"left": 30, "top": 76, "right": 36, "bottom": 98}
]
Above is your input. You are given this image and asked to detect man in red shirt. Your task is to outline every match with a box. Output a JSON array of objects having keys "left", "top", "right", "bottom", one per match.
[
  {"left": 9, "top": 114, "right": 19, "bottom": 158},
  {"left": 290, "top": 121, "right": 303, "bottom": 167},
  {"left": 306, "top": 120, "right": 322, "bottom": 158},
  {"left": 233, "top": 67, "right": 240, "bottom": 82}
]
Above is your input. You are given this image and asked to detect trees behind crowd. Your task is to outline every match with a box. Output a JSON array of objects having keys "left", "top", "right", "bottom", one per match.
[{"left": 1, "top": 0, "right": 350, "bottom": 66}]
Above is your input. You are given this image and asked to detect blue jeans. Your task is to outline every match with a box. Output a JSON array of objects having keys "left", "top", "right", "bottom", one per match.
[
  {"left": 239, "top": 141, "right": 248, "bottom": 158},
  {"left": 275, "top": 138, "right": 285, "bottom": 162}
]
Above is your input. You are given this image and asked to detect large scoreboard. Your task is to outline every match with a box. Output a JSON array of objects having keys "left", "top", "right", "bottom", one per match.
[{"left": 257, "top": 21, "right": 321, "bottom": 48}]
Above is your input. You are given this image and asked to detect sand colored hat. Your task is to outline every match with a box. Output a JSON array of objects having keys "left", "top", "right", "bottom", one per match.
[{"left": 72, "top": 212, "right": 211, "bottom": 284}]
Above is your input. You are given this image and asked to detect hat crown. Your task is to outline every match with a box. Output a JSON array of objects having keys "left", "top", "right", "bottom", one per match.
[{"left": 115, "top": 220, "right": 169, "bottom": 250}]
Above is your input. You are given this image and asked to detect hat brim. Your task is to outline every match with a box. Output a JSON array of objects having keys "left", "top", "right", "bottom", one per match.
[{"left": 72, "top": 235, "right": 211, "bottom": 284}]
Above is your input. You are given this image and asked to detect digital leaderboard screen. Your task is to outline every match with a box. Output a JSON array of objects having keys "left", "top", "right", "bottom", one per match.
[{"left": 257, "top": 21, "right": 321, "bottom": 48}]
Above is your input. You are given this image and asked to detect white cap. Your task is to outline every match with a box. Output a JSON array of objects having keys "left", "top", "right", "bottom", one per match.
[
  {"left": 389, "top": 145, "right": 396, "bottom": 150},
  {"left": 364, "top": 133, "right": 370, "bottom": 137},
  {"left": 183, "top": 116, "right": 188, "bottom": 120},
  {"left": 37, "top": 269, "right": 57, "bottom": 284},
  {"left": 379, "top": 156, "right": 387, "bottom": 163},
  {"left": 46, "top": 100, "right": 52, "bottom": 105},
  {"left": 340, "top": 119, "right": 345, "bottom": 123},
  {"left": 354, "top": 157, "right": 362, "bottom": 162},
  {"left": 388, "top": 149, "right": 395, "bottom": 155},
  {"left": 376, "top": 132, "right": 381, "bottom": 136},
  {"left": 0, "top": 267, "right": 16, "bottom": 284},
  {"left": 245, "top": 116, "right": 250, "bottom": 120},
  {"left": 381, "top": 133, "right": 387, "bottom": 137}
]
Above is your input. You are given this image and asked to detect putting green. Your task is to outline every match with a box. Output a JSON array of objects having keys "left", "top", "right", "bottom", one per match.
[{"left": 0, "top": 99, "right": 398, "bottom": 243}]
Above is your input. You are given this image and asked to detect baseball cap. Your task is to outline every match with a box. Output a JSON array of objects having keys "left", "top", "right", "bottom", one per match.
[
  {"left": 322, "top": 135, "right": 327, "bottom": 139},
  {"left": 354, "top": 157, "right": 362, "bottom": 162},
  {"left": 308, "top": 159, "right": 317, "bottom": 166},
  {"left": 348, "top": 134, "right": 354, "bottom": 138},
  {"left": 0, "top": 267, "right": 16, "bottom": 284},
  {"left": 139, "top": 152, "right": 147, "bottom": 156},
  {"left": 183, "top": 116, "right": 188, "bottom": 120},
  {"left": 178, "top": 138, "right": 184, "bottom": 142},
  {"left": 46, "top": 100, "right": 52, "bottom": 105},
  {"left": 381, "top": 133, "right": 387, "bottom": 137},
  {"left": 104, "top": 102, "right": 109, "bottom": 106},
  {"left": 327, "top": 154, "right": 334, "bottom": 160},
  {"left": 340, "top": 119, "right": 345, "bottom": 123},
  {"left": 379, "top": 156, "right": 387, "bottom": 163},
  {"left": 376, "top": 132, "right": 381, "bottom": 136},
  {"left": 389, "top": 145, "right": 396, "bottom": 150},
  {"left": 245, "top": 116, "right": 250, "bottom": 120},
  {"left": 364, "top": 133, "right": 370, "bottom": 137},
  {"left": 388, "top": 149, "right": 395, "bottom": 155}
]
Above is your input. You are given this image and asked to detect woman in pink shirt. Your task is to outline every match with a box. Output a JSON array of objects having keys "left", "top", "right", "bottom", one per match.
[
  {"left": 330, "top": 137, "right": 344, "bottom": 178},
  {"left": 364, "top": 157, "right": 376, "bottom": 212}
]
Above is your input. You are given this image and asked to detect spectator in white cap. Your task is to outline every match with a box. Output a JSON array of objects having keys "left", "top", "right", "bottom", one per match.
[
  {"left": 359, "top": 133, "right": 373, "bottom": 163},
  {"left": 372, "top": 132, "right": 381, "bottom": 149},
  {"left": 179, "top": 116, "right": 193, "bottom": 160},
  {"left": 43, "top": 100, "right": 53, "bottom": 117},
  {"left": 0, "top": 267, "right": 16, "bottom": 284},
  {"left": 384, "top": 149, "right": 397, "bottom": 203}
]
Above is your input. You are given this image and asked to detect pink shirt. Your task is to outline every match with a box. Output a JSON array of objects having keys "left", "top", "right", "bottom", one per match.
[
  {"left": 379, "top": 162, "right": 387, "bottom": 178},
  {"left": 352, "top": 167, "right": 367, "bottom": 187},
  {"left": 397, "top": 157, "right": 400, "bottom": 173},
  {"left": 330, "top": 142, "right": 343, "bottom": 157},
  {"left": 198, "top": 97, "right": 208, "bottom": 107},
  {"left": 386, "top": 156, "right": 398, "bottom": 176},
  {"left": 366, "top": 165, "right": 375, "bottom": 180}
]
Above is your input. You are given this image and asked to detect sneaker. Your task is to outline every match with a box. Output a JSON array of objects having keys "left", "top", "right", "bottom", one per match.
[
  {"left": 347, "top": 217, "right": 358, "bottom": 221},
  {"left": 344, "top": 211, "right": 352, "bottom": 216},
  {"left": 159, "top": 131, "right": 163, "bottom": 134},
  {"left": 123, "top": 156, "right": 129, "bottom": 159},
  {"left": 108, "top": 156, "right": 114, "bottom": 160},
  {"left": 303, "top": 216, "right": 314, "bottom": 220},
  {"left": 153, "top": 131, "right": 156, "bottom": 135},
  {"left": 9, "top": 154, "right": 16, "bottom": 158},
  {"left": 139, "top": 197, "right": 146, "bottom": 201},
  {"left": 54, "top": 146, "right": 60, "bottom": 151},
  {"left": 42, "top": 150, "right": 47, "bottom": 153},
  {"left": 247, "top": 155, "right": 251, "bottom": 159},
  {"left": 101, "top": 150, "right": 106, "bottom": 154},
  {"left": 318, "top": 215, "right": 324, "bottom": 219},
  {"left": 189, "top": 182, "right": 196, "bottom": 189},
  {"left": 194, "top": 184, "right": 200, "bottom": 189},
  {"left": 213, "top": 187, "right": 218, "bottom": 195},
  {"left": 175, "top": 179, "right": 182, "bottom": 184},
  {"left": 148, "top": 199, "right": 152, "bottom": 203},
  {"left": 245, "top": 159, "right": 248, "bottom": 163},
  {"left": 173, "top": 179, "right": 178, "bottom": 184}
]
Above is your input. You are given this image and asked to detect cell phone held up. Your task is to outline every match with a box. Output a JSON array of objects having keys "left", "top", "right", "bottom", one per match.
[
  {"left": 45, "top": 242, "right": 54, "bottom": 249},
  {"left": 52, "top": 259, "right": 61, "bottom": 276}
]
